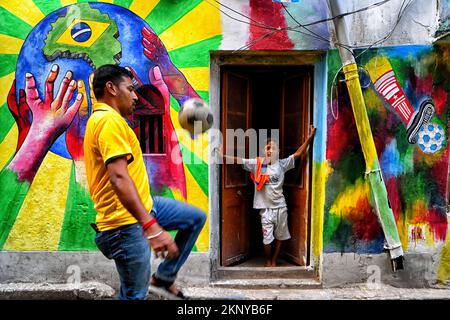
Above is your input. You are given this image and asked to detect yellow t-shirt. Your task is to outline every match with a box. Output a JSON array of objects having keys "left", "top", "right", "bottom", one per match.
[{"left": 83, "top": 102, "right": 153, "bottom": 231}]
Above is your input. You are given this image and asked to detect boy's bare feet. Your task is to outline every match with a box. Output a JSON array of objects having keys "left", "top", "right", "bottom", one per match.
[{"left": 271, "top": 260, "right": 277, "bottom": 267}]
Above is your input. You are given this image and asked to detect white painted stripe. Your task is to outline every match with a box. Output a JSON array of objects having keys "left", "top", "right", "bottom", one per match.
[
  {"left": 377, "top": 77, "right": 396, "bottom": 93},
  {"left": 71, "top": 28, "right": 91, "bottom": 39},
  {"left": 392, "top": 95, "right": 405, "bottom": 107},
  {"left": 396, "top": 105, "right": 408, "bottom": 119},
  {"left": 400, "top": 101, "right": 412, "bottom": 117},
  {"left": 384, "top": 85, "right": 399, "bottom": 99},
  {"left": 374, "top": 71, "right": 395, "bottom": 90}
]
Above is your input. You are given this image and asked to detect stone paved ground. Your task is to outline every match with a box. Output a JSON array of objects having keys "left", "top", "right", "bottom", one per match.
[
  {"left": 1, "top": 282, "right": 449, "bottom": 300},
  {"left": 179, "top": 283, "right": 450, "bottom": 300}
]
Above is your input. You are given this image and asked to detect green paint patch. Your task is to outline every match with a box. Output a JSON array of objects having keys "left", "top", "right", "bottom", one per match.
[
  {"left": 145, "top": 0, "right": 203, "bottom": 35},
  {"left": 0, "top": 54, "right": 18, "bottom": 78},
  {"left": 170, "top": 91, "right": 209, "bottom": 112},
  {"left": 59, "top": 164, "right": 97, "bottom": 251},
  {"left": 323, "top": 211, "right": 341, "bottom": 246},
  {"left": 169, "top": 35, "right": 222, "bottom": 68},
  {"left": 34, "top": 0, "right": 62, "bottom": 15},
  {"left": 327, "top": 50, "right": 343, "bottom": 95},
  {"left": 170, "top": 95, "right": 180, "bottom": 112},
  {"left": 0, "top": 7, "right": 33, "bottom": 40},
  {"left": 179, "top": 142, "right": 208, "bottom": 196},
  {"left": 0, "top": 168, "right": 30, "bottom": 249},
  {"left": 0, "top": 103, "right": 15, "bottom": 143},
  {"left": 334, "top": 152, "right": 365, "bottom": 185},
  {"left": 152, "top": 186, "right": 175, "bottom": 199},
  {"left": 43, "top": 3, "right": 121, "bottom": 67},
  {"left": 197, "top": 91, "right": 209, "bottom": 103},
  {"left": 113, "top": 0, "right": 133, "bottom": 9}
]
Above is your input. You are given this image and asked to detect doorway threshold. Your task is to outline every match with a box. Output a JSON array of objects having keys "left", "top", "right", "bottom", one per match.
[{"left": 215, "top": 257, "right": 319, "bottom": 287}]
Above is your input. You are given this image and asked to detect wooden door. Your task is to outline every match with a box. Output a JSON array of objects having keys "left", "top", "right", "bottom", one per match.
[
  {"left": 281, "top": 73, "right": 311, "bottom": 266},
  {"left": 221, "top": 70, "right": 252, "bottom": 266}
]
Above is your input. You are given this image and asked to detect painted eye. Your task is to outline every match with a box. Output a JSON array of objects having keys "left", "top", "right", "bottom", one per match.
[{"left": 71, "top": 22, "right": 92, "bottom": 43}]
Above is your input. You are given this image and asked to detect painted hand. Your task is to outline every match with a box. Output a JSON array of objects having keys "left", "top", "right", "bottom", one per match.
[
  {"left": 141, "top": 26, "right": 199, "bottom": 106},
  {"left": 66, "top": 77, "right": 95, "bottom": 161},
  {"left": 7, "top": 80, "right": 31, "bottom": 152},
  {"left": 25, "top": 65, "right": 83, "bottom": 138},
  {"left": 7, "top": 64, "right": 83, "bottom": 183},
  {"left": 141, "top": 26, "right": 170, "bottom": 67},
  {"left": 126, "top": 65, "right": 187, "bottom": 199}
]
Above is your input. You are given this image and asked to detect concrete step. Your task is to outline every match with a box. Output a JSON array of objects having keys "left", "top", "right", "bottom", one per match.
[
  {"left": 215, "top": 266, "right": 316, "bottom": 280},
  {"left": 0, "top": 282, "right": 115, "bottom": 300},
  {"left": 210, "top": 278, "right": 322, "bottom": 290}
]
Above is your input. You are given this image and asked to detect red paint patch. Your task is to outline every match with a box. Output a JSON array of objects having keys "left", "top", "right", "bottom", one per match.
[
  {"left": 248, "top": 0, "right": 294, "bottom": 50},
  {"left": 429, "top": 149, "right": 449, "bottom": 196},
  {"left": 416, "top": 74, "right": 433, "bottom": 95},
  {"left": 385, "top": 177, "right": 403, "bottom": 222},
  {"left": 411, "top": 226, "right": 424, "bottom": 241},
  {"left": 326, "top": 86, "right": 358, "bottom": 162},
  {"left": 427, "top": 208, "right": 448, "bottom": 241},
  {"left": 432, "top": 86, "right": 448, "bottom": 116},
  {"left": 347, "top": 196, "right": 383, "bottom": 241}
]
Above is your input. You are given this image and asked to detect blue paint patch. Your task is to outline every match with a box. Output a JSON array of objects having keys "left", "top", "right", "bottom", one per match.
[
  {"left": 380, "top": 139, "right": 403, "bottom": 178},
  {"left": 71, "top": 22, "right": 92, "bottom": 42}
]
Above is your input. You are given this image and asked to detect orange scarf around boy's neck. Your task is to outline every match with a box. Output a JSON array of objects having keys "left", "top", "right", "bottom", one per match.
[{"left": 250, "top": 157, "right": 269, "bottom": 190}]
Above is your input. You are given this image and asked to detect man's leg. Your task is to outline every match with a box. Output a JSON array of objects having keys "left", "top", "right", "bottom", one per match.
[
  {"left": 151, "top": 196, "right": 206, "bottom": 284},
  {"left": 96, "top": 224, "right": 151, "bottom": 300}
]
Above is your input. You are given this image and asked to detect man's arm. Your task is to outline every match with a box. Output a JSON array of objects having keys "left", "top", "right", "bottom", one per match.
[
  {"left": 293, "top": 126, "right": 316, "bottom": 159},
  {"left": 106, "top": 157, "right": 179, "bottom": 259}
]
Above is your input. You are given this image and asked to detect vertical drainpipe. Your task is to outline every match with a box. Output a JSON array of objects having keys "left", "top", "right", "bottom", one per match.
[{"left": 326, "top": 0, "right": 404, "bottom": 271}]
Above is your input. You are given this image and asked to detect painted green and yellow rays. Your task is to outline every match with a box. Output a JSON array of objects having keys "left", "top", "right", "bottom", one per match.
[{"left": 0, "top": 0, "right": 222, "bottom": 251}]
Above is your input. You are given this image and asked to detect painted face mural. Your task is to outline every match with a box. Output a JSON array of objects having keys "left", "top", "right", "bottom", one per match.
[
  {"left": 325, "top": 46, "right": 449, "bottom": 254},
  {"left": 0, "top": 1, "right": 220, "bottom": 251}
]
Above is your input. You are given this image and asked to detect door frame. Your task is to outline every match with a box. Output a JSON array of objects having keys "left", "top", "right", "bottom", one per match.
[{"left": 209, "top": 51, "right": 327, "bottom": 281}]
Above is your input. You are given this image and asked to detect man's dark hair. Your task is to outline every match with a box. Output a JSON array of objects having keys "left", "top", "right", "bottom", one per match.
[{"left": 92, "top": 64, "right": 134, "bottom": 99}]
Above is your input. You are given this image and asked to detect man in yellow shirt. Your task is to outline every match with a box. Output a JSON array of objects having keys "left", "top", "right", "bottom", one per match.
[{"left": 84, "top": 64, "right": 206, "bottom": 300}]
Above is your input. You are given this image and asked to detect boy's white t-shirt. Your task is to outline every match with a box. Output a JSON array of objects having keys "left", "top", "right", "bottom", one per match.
[{"left": 241, "top": 155, "right": 295, "bottom": 209}]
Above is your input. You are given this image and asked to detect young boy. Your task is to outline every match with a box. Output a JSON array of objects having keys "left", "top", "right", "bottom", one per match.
[{"left": 218, "top": 126, "right": 316, "bottom": 267}]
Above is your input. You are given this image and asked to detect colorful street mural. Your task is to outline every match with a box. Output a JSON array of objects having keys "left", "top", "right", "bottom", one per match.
[
  {"left": 324, "top": 45, "right": 449, "bottom": 260},
  {"left": 0, "top": 0, "right": 448, "bottom": 284},
  {"left": 0, "top": 0, "right": 221, "bottom": 251}
]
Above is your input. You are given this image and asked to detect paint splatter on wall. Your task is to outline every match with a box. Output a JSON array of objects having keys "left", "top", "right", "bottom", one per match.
[
  {"left": 0, "top": 0, "right": 222, "bottom": 252},
  {"left": 325, "top": 45, "right": 449, "bottom": 255}
]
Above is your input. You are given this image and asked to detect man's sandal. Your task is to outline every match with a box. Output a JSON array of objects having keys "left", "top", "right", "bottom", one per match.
[{"left": 150, "top": 274, "right": 186, "bottom": 300}]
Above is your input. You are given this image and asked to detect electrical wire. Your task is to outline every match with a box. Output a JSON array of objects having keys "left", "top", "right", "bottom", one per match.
[
  {"left": 353, "top": 0, "right": 415, "bottom": 59},
  {"left": 300, "top": 0, "right": 393, "bottom": 27},
  {"left": 281, "top": 4, "right": 355, "bottom": 57},
  {"left": 328, "top": 0, "right": 415, "bottom": 121}
]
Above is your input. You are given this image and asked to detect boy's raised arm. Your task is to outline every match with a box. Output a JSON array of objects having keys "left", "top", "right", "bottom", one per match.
[
  {"left": 293, "top": 125, "right": 316, "bottom": 159},
  {"left": 215, "top": 143, "right": 244, "bottom": 164}
]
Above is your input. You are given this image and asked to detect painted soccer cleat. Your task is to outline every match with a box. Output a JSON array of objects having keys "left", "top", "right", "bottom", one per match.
[{"left": 406, "top": 99, "right": 435, "bottom": 144}]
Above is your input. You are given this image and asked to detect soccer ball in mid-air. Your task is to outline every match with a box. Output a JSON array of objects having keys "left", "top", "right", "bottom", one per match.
[
  {"left": 417, "top": 123, "right": 446, "bottom": 154},
  {"left": 178, "top": 98, "right": 213, "bottom": 134}
]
